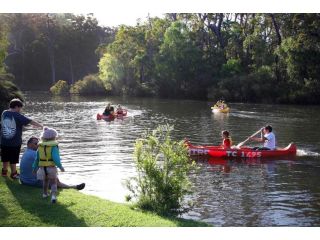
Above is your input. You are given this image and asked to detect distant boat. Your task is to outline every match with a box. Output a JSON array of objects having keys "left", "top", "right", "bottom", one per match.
[{"left": 211, "top": 106, "right": 230, "bottom": 113}]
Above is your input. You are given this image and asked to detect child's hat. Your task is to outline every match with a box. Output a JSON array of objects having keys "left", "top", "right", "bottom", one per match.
[{"left": 41, "top": 127, "right": 58, "bottom": 139}]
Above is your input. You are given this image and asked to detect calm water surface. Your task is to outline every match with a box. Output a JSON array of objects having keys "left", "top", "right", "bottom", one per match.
[{"left": 21, "top": 92, "right": 320, "bottom": 226}]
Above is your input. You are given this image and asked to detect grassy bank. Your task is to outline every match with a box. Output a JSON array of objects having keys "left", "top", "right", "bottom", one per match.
[{"left": 0, "top": 176, "right": 209, "bottom": 227}]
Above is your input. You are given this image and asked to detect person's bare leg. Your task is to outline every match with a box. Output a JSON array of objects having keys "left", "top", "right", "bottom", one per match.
[
  {"left": 57, "top": 178, "right": 76, "bottom": 189},
  {"left": 2, "top": 162, "right": 9, "bottom": 172},
  {"left": 56, "top": 178, "right": 85, "bottom": 190},
  {"left": 50, "top": 178, "right": 58, "bottom": 203},
  {"left": 10, "top": 163, "right": 17, "bottom": 174},
  {"left": 43, "top": 177, "right": 49, "bottom": 196}
]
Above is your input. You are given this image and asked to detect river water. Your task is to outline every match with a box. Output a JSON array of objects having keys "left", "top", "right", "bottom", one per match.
[{"left": 20, "top": 92, "right": 320, "bottom": 226}]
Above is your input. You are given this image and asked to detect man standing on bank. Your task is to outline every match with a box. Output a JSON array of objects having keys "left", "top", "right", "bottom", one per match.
[{"left": 1, "top": 98, "right": 43, "bottom": 179}]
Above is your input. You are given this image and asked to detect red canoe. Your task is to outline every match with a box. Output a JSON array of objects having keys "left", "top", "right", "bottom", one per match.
[
  {"left": 185, "top": 140, "right": 297, "bottom": 158},
  {"left": 96, "top": 110, "right": 127, "bottom": 120}
]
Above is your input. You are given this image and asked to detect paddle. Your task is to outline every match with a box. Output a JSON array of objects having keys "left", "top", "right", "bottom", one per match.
[{"left": 236, "top": 128, "right": 263, "bottom": 148}]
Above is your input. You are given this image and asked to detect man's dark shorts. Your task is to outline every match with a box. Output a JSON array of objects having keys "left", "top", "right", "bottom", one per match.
[{"left": 0, "top": 145, "right": 21, "bottom": 164}]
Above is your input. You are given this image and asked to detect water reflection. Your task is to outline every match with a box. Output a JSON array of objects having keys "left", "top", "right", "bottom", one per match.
[{"left": 184, "top": 156, "right": 320, "bottom": 226}]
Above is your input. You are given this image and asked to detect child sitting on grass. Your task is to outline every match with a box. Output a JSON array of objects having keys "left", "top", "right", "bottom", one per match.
[{"left": 33, "top": 127, "right": 65, "bottom": 204}]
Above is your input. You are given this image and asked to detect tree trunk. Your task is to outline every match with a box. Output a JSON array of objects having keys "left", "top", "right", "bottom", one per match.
[
  {"left": 69, "top": 56, "right": 74, "bottom": 84},
  {"left": 140, "top": 65, "right": 144, "bottom": 84},
  {"left": 46, "top": 14, "right": 56, "bottom": 85},
  {"left": 168, "top": 13, "right": 177, "bottom": 21},
  {"left": 269, "top": 14, "right": 282, "bottom": 83},
  {"left": 269, "top": 14, "right": 282, "bottom": 45},
  {"left": 48, "top": 46, "right": 55, "bottom": 85},
  {"left": 21, "top": 46, "right": 25, "bottom": 87},
  {"left": 208, "top": 13, "right": 225, "bottom": 49}
]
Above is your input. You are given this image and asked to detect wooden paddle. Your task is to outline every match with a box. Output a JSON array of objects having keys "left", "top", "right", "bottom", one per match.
[{"left": 236, "top": 128, "right": 263, "bottom": 148}]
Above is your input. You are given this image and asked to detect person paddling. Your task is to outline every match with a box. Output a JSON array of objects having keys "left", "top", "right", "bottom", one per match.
[
  {"left": 103, "top": 103, "right": 114, "bottom": 116},
  {"left": 249, "top": 125, "right": 276, "bottom": 150}
]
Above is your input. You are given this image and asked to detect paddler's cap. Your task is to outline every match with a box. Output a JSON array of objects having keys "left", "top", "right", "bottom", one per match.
[{"left": 41, "top": 127, "right": 58, "bottom": 140}]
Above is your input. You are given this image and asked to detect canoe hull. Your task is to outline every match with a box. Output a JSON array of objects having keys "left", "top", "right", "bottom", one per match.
[
  {"left": 211, "top": 107, "right": 230, "bottom": 113},
  {"left": 96, "top": 113, "right": 115, "bottom": 121},
  {"left": 97, "top": 110, "right": 127, "bottom": 120},
  {"left": 186, "top": 141, "right": 297, "bottom": 158}
]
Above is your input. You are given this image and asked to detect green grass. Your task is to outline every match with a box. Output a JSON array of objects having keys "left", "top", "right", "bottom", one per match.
[{"left": 0, "top": 175, "right": 210, "bottom": 227}]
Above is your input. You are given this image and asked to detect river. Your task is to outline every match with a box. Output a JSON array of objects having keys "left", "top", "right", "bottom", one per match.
[{"left": 20, "top": 92, "right": 320, "bottom": 226}]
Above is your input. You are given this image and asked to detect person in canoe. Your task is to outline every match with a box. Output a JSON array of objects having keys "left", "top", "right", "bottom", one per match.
[
  {"left": 103, "top": 103, "right": 114, "bottom": 116},
  {"left": 221, "top": 130, "right": 232, "bottom": 149},
  {"left": 116, "top": 104, "right": 124, "bottom": 115},
  {"left": 219, "top": 100, "right": 227, "bottom": 109},
  {"left": 215, "top": 100, "right": 222, "bottom": 108},
  {"left": 249, "top": 125, "right": 276, "bottom": 150},
  {"left": 214, "top": 100, "right": 227, "bottom": 110}
]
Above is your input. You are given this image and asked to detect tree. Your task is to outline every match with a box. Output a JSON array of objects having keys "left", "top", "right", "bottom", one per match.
[
  {"left": 1, "top": 13, "right": 113, "bottom": 90},
  {"left": 0, "top": 17, "right": 9, "bottom": 74},
  {"left": 277, "top": 14, "right": 320, "bottom": 103},
  {"left": 155, "top": 21, "right": 204, "bottom": 98}
]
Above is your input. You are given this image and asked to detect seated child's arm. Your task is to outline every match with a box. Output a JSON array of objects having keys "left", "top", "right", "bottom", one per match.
[{"left": 51, "top": 146, "right": 63, "bottom": 170}]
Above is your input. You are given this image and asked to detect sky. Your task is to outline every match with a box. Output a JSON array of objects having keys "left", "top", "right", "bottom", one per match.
[
  {"left": 91, "top": 12, "right": 164, "bottom": 27},
  {"left": 2, "top": 0, "right": 318, "bottom": 28}
]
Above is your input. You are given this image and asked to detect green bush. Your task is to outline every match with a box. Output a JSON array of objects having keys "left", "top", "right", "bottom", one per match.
[
  {"left": 50, "top": 80, "right": 69, "bottom": 95},
  {"left": 126, "top": 124, "right": 197, "bottom": 217},
  {"left": 0, "top": 74, "right": 24, "bottom": 113},
  {"left": 208, "top": 65, "right": 277, "bottom": 103},
  {"left": 70, "top": 74, "right": 106, "bottom": 95}
]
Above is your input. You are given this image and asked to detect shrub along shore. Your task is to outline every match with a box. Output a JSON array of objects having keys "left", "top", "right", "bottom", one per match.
[{"left": 0, "top": 175, "right": 209, "bottom": 227}]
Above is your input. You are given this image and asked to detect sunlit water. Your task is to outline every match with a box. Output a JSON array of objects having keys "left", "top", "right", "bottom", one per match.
[{"left": 20, "top": 92, "right": 320, "bottom": 226}]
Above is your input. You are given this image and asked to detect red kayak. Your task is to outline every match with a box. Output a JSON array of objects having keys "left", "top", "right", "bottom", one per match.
[
  {"left": 185, "top": 140, "right": 297, "bottom": 158},
  {"left": 96, "top": 113, "right": 115, "bottom": 120},
  {"left": 96, "top": 109, "right": 127, "bottom": 120}
]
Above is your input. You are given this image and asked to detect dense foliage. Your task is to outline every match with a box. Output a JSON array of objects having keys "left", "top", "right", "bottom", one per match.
[
  {"left": 1, "top": 13, "right": 320, "bottom": 104},
  {"left": 0, "top": 13, "right": 115, "bottom": 90},
  {"left": 126, "top": 125, "right": 197, "bottom": 216},
  {"left": 0, "top": 19, "right": 24, "bottom": 112},
  {"left": 99, "top": 13, "right": 320, "bottom": 103},
  {"left": 0, "top": 19, "right": 9, "bottom": 74},
  {"left": 0, "top": 74, "right": 24, "bottom": 113},
  {"left": 70, "top": 74, "right": 106, "bottom": 95}
]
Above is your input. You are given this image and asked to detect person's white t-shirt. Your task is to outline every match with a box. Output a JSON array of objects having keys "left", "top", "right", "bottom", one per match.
[{"left": 264, "top": 132, "right": 276, "bottom": 150}]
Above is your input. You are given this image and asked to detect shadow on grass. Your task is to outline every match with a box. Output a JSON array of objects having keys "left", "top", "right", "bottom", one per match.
[
  {"left": 5, "top": 179, "right": 87, "bottom": 227},
  {"left": 129, "top": 206, "right": 210, "bottom": 227},
  {"left": 0, "top": 202, "right": 9, "bottom": 220}
]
